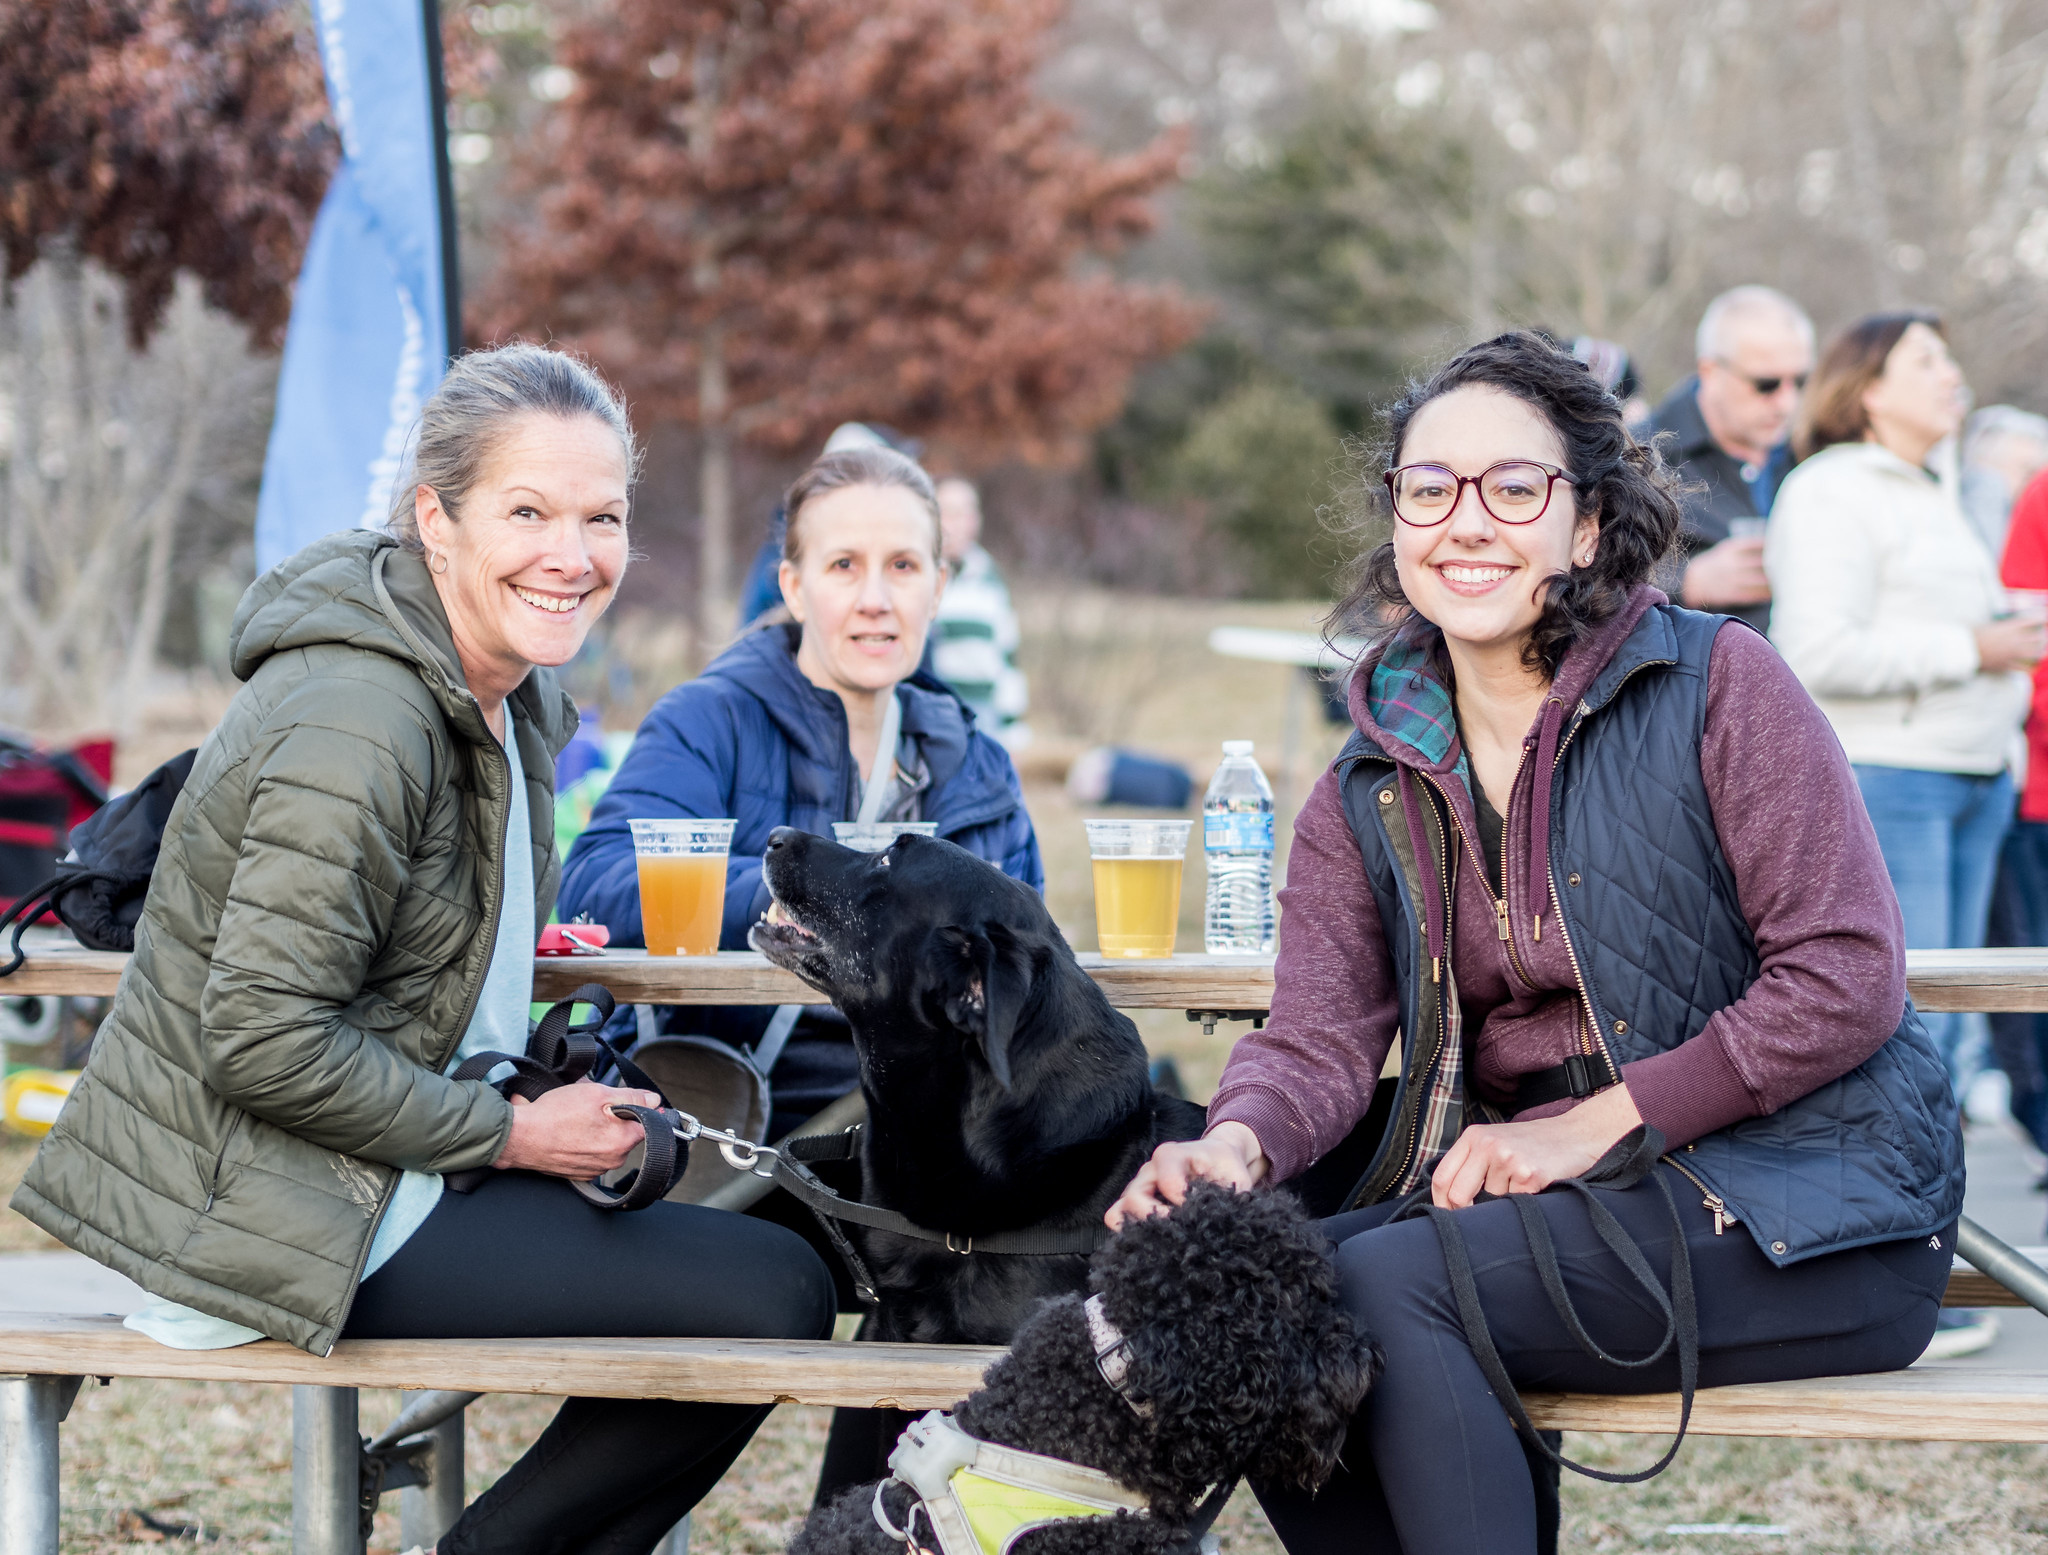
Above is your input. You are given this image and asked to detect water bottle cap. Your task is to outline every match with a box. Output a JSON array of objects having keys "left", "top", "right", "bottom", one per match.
[{"left": 1222, "top": 740, "right": 1254, "bottom": 757}]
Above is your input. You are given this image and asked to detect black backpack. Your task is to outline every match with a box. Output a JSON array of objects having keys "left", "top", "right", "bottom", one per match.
[{"left": 0, "top": 749, "right": 197, "bottom": 975}]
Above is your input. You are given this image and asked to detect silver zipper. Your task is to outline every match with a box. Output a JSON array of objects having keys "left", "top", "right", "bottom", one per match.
[{"left": 1666, "top": 1154, "right": 1738, "bottom": 1234}]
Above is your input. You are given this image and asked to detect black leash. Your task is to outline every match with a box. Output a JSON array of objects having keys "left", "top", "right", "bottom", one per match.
[
  {"left": 763, "top": 1128, "right": 1111, "bottom": 1308},
  {"left": 444, "top": 983, "right": 688, "bottom": 1211},
  {"left": 774, "top": 1131, "right": 1112, "bottom": 1256},
  {"left": 1397, "top": 1125, "right": 1699, "bottom": 1483}
]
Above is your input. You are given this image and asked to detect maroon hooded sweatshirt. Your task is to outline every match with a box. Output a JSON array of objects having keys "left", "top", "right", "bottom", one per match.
[{"left": 1207, "top": 587, "right": 1910, "bottom": 1185}]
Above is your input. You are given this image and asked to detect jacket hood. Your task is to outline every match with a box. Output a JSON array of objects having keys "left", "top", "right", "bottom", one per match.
[
  {"left": 699, "top": 622, "right": 977, "bottom": 795},
  {"left": 1796, "top": 438, "right": 1940, "bottom": 483},
  {"left": 228, "top": 528, "right": 575, "bottom": 754}
]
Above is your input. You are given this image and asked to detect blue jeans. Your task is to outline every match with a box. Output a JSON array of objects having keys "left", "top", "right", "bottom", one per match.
[{"left": 1852, "top": 765, "right": 2014, "bottom": 1088}]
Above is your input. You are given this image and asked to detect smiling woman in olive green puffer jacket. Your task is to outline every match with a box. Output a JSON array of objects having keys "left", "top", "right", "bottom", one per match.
[
  {"left": 15, "top": 527, "right": 565, "bottom": 1354},
  {"left": 17, "top": 347, "right": 838, "bottom": 1555}
]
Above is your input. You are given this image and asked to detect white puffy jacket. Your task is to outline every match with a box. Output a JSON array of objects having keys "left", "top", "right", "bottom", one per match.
[{"left": 1765, "top": 440, "right": 2029, "bottom": 775}]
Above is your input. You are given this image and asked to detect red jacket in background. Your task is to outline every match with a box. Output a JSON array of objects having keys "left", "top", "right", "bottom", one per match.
[{"left": 1999, "top": 468, "right": 2048, "bottom": 822}]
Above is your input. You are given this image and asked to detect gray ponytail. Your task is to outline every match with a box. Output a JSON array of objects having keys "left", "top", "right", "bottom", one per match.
[{"left": 386, "top": 342, "right": 641, "bottom": 551}]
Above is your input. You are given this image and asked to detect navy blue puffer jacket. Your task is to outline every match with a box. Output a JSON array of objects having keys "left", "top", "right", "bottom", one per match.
[{"left": 559, "top": 623, "right": 1042, "bottom": 950}]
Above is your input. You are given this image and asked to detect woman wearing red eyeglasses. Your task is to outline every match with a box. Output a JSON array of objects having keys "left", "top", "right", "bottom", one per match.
[{"left": 1107, "top": 331, "right": 1961, "bottom": 1555}]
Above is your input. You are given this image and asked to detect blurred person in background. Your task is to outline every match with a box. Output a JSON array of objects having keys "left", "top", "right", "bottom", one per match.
[
  {"left": 1961, "top": 405, "right": 2048, "bottom": 560},
  {"left": 736, "top": 423, "right": 923, "bottom": 630},
  {"left": 930, "top": 476, "right": 1030, "bottom": 746},
  {"left": 1566, "top": 334, "right": 1650, "bottom": 426},
  {"left": 1767, "top": 313, "right": 2037, "bottom": 1120},
  {"left": 560, "top": 445, "right": 1040, "bottom": 1139},
  {"left": 1648, "top": 285, "right": 1816, "bottom": 633},
  {"left": 1986, "top": 463, "right": 2048, "bottom": 1172}
]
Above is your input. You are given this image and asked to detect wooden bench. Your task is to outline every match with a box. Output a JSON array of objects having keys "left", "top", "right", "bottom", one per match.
[
  {"left": 7, "top": 945, "right": 2048, "bottom": 1555},
  {"left": 5, "top": 1306, "right": 2048, "bottom": 1555}
]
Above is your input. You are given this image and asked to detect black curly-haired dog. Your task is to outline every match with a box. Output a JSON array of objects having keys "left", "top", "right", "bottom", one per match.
[{"left": 790, "top": 1182, "right": 1379, "bottom": 1555}]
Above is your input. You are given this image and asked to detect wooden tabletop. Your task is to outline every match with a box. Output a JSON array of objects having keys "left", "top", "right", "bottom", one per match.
[{"left": 7, "top": 945, "right": 2048, "bottom": 1012}]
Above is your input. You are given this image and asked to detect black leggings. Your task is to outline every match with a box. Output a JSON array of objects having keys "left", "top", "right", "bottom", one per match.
[
  {"left": 1255, "top": 1165, "right": 1952, "bottom": 1555},
  {"left": 342, "top": 1170, "right": 836, "bottom": 1555}
]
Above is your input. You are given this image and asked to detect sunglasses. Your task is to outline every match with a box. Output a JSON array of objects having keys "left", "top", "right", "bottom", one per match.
[{"left": 1715, "top": 360, "right": 1808, "bottom": 396}]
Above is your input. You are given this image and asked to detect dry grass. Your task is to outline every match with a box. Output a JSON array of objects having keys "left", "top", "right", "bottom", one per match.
[
  {"left": 39, "top": 1379, "right": 2048, "bottom": 1552},
  {"left": 9, "top": 588, "right": 2048, "bottom": 1548},
  {"left": 0, "top": 1131, "right": 63, "bottom": 1251}
]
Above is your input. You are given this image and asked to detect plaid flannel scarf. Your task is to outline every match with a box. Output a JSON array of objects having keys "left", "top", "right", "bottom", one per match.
[{"left": 1366, "top": 618, "right": 1504, "bottom": 1195}]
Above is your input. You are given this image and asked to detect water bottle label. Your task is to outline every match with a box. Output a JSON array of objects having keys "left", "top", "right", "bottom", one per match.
[{"left": 1205, "top": 813, "right": 1274, "bottom": 852}]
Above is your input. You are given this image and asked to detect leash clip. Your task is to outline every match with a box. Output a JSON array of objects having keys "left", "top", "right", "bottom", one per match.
[{"left": 605, "top": 1104, "right": 780, "bottom": 1178}]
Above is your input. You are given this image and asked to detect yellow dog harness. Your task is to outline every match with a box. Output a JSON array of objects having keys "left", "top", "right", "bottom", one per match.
[{"left": 872, "top": 1409, "right": 1150, "bottom": 1555}]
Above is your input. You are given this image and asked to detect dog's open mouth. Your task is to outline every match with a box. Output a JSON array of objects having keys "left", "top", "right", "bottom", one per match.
[{"left": 749, "top": 897, "right": 822, "bottom": 969}]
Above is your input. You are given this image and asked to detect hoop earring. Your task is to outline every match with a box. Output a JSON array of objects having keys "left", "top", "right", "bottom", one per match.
[{"left": 430, "top": 551, "right": 449, "bottom": 575}]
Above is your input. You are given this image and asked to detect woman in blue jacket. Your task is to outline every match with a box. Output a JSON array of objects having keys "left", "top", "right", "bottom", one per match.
[{"left": 560, "top": 444, "right": 1042, "bottom": 1130}]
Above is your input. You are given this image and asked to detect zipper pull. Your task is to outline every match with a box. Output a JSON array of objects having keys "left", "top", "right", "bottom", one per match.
[
  {"left": 1533, "top": 911, "right": 1542, "bottom": 941},
  {"left": 1704, "top": 1193, "right": 1731, "bottom": 1235},
  {"left": 1494, "top": 899, "right": 1510, "bottom": 940},
  {"left": 1432, "top": 956, "right": 1442, "bottom": 984}
]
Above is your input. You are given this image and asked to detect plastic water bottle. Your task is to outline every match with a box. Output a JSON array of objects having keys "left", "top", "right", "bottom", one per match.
[{"left": 1203, "top": 740, "right": 1275, "bottom": 954}]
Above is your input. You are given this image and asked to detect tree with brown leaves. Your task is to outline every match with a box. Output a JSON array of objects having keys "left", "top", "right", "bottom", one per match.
[
  {"left": 0, "top": 0, "right": 334, "bottom": 348},
  {"left": 0, "top": 0, "right": 332, "bottom": 736},
  {"left": 476, "top": 0, "right": 1206, "bottom": 635}
]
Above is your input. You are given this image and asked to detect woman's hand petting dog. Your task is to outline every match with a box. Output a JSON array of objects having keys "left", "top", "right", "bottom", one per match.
[
  {"left": 1106, "top": 1121, "right": 1268, "bottom": 1229},
  {"left": 1430, "top": 1083, "right": 1644, "bottom": 1209},
  {"left": 492, "top": 1079, "right": 659, "bottom": 1177}
]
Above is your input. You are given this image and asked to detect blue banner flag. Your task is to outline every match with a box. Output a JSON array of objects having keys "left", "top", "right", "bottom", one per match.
[{"left": 255, "top": 0, "right": 458, "bottom": 572}]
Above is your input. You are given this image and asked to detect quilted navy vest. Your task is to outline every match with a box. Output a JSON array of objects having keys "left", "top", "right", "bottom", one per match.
[{"left": 1338, "top": 604, "right": 1965, "bottom": 1265}]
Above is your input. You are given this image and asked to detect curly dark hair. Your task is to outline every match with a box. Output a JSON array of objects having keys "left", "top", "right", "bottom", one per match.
[{"left": 1329, "top": 330, "right": 1682, "bottom": 679}]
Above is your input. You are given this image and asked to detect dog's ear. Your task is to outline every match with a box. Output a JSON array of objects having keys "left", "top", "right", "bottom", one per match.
[{"left": 932, "top": 924, "right": 1032, "bottom": 1087}]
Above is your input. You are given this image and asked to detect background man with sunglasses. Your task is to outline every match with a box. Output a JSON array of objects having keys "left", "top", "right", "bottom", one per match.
[{"left": 1649, "top": 284, "right": 1817, "bottom": 632}]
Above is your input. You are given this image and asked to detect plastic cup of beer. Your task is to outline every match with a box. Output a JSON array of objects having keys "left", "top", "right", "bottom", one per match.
[
  {"left": 1086, "top": 818, "right": 1191, "bottom": 959},
  {"left": 832, "top": 821, "right": 939, "bottom": 853},
  {"left": 628, "top": 819, "right": 737, "bottom": 956}
]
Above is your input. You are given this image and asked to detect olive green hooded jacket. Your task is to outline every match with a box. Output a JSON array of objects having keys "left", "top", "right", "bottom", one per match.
[{"left": 13, "top": 530, "right": 574, "bottom": 1353}]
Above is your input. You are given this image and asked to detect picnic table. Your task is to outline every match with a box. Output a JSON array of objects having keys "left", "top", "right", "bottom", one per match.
[{"left": 8, "top": 942, "right": 2048, "bottom": 1555}]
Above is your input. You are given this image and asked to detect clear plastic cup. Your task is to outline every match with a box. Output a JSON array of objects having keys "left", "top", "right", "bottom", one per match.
[
  {"left": 628, "top": 819, "right": 737, "bottom": 955},
  {"left": 832, "top": 821, "right": 939, "bottom": 853},
  {"left": 1085, "top": 818, "right": 1191, "bottom": 959}
]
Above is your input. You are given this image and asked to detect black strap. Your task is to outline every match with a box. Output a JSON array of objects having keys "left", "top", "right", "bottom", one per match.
[
  {"left": 1513, "top": 1049, "right": 1621, "bottom": 1111},
  {"left": 0, "top": 868, "right": 125, "bottom": 977},
  {"left": 768, "top": 1130, "right": 1110, "bottom": 1259},
  {"left": 1405, "top": 1125, "right": 1698, "bottom": 1483},
  {"left": 443, "top": 984, "right": 687, "bottom": 1211}
]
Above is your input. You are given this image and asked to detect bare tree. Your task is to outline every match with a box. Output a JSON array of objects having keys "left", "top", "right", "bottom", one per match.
[
  {"left": 1048, "top": 0, "right": 2048, "bottom": 406},
  {"left": 1345, "top": 0, "right": 2048, "bottom": 394},
  {"left": 0, "top": 259, "right": 272, "bottom": 738}
]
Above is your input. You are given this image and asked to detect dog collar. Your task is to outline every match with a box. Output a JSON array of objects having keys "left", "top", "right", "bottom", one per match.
[
  {"left": 1084, "top": 1294, "right": 1151, "bottom": 1417},
  {"left": 873, "top": 1409, "right": 1149, "bottom": 1555}
]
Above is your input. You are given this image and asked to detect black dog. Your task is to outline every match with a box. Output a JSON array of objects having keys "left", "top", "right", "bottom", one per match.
[
  {"left": 790, "top": 1182, "right": 1379, "bottom": 1555},
  {"left": 749, "top": 826, "right": 1207, "bottom": 1346}
]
